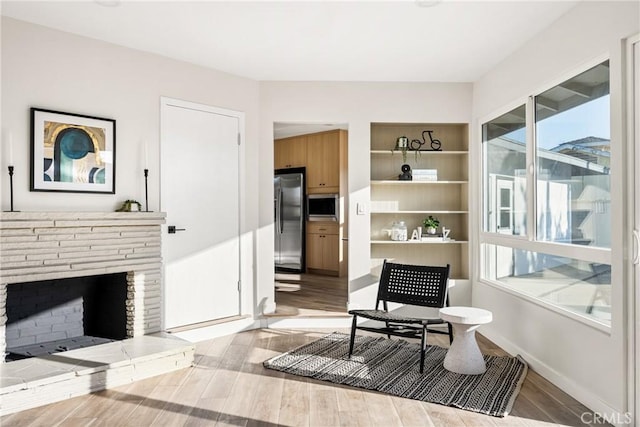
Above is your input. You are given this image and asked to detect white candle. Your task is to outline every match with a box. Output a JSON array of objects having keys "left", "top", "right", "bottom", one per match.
[
  {"left": 143, "top": 140, "right": 148, "bottom": 169},
  {"left": 8, "top": 131, "right": 14, "bottom": 166}
]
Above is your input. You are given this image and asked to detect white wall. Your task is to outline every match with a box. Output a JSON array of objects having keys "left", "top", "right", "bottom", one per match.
[
  {"left": 258, "top": 82, "right": 472, "bottom": 314},
  {"left": 1, "top": 17, "right": 261, "bottom": 317},
  {"left": 472, "top": 1, "right": 639, "bottom": 416}
]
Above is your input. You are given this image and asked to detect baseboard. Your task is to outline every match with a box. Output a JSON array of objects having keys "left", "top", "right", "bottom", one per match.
[
  {"left": 481, "top": 328, "right": 625, "bottom": 424},
  {"left": 170, "top": 317, "right": 260, "bottom": 342},
  {"left": 170, "top": 315, "right": 352, "bottom": 341},
  {"left": 264, "top": 316, "right": 352, "bottom": 329}
]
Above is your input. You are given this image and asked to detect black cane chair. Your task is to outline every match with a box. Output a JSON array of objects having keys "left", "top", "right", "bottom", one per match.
[{"left": 348, "top": 260, "right": 453, "bottom": 373}]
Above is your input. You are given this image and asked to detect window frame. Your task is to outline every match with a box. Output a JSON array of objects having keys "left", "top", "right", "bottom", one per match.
[{"left": 478, "top": 57, "right": 613, "bottom": 331}]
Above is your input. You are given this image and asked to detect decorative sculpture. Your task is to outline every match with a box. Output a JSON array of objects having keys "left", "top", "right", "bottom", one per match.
[
  {"left": 410, "top": 130, "right": 442, "bottom": 151},
  {"left": 398, "top": 163, "right": 412, "bottom": 181}
]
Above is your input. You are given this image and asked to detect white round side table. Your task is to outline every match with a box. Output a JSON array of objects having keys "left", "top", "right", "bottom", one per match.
[{"left": 439, "top": 306, "right": 493, "bottom": 375}]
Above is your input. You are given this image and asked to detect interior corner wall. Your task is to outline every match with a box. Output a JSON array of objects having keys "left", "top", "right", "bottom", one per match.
[
  {"left": 471, "top": 1, "right": 639, "bottom": 415},
  {"left": 0, "top": 17, "right": 261, "bottom": 318},
  {"left": 257, "top": 82, "right": 473, "bottom": 315}
]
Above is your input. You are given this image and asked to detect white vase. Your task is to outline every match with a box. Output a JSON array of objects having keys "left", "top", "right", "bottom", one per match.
[{"left": 426, "top": 227, "right": 437, "bottom": 235}]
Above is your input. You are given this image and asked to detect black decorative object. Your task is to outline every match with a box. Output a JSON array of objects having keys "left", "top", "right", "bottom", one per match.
[
  {"left": 7, "top": 165, "right": 15, "bottom": 212},
  {"left": 144, "top": 168, "right": 149, "bottom": 212},
  {"left": 410, "top": 130, "right": 442, "bottom": 152},
  {"left": 398, "top": 163, "right": 412, "bottom": 181}
]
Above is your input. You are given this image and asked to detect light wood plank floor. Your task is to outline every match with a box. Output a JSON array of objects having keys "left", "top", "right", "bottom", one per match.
[
  {"left": 1, "top": 328, "right": 605, "bottom": 427},
  {"left": 272, "top": 273, "right": 349, "bottom": 317}
]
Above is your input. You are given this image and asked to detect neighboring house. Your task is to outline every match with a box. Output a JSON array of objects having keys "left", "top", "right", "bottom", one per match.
[{"left": 486, "top": 135, "right": 611, "bottom": 247}]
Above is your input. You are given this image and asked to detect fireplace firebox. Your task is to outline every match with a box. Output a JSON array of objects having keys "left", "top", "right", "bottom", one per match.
[{"left": 6, "top": 273, "right": 127, "bottom": 361}]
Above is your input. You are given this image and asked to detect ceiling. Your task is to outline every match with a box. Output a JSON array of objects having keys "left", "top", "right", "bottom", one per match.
[{"left": 1, "top": 0, "right": 580, "bottom": 83}]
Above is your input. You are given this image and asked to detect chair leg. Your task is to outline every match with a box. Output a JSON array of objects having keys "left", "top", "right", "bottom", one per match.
[
  {"left": 385, "top": 321, "right": 391, "bottom": 339},
  {"left": 348, "top": 315, "right": 358, "bottom": 357},
  {"left": 447, "top": 322, "right": 453, "bottom": 345},
  {"left": 420, "top": 325, "right": 427, "bottom": 374}
]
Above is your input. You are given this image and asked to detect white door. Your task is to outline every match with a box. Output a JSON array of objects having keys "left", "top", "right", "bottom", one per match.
[{"left": 161, "top": 98, "right": 242, "bottom": 330}]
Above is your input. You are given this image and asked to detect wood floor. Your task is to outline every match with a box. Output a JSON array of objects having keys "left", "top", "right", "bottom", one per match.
[
  {"left": 272, "top": 273, "right": 349, "bottom": 317},
  {"left": 1, "top": 275, "right": 605, "bottom": 426},
  {"left": 1, "top": 328, "right": 604, "bottom": 427}
]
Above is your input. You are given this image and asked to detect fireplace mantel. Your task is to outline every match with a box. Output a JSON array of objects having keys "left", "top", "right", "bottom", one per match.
[
  {"left": 0, "top": 211, "right": 167, "bottom": 360},
  {"left": 0, "top": 211, "right": 165, "bottom": 284}
]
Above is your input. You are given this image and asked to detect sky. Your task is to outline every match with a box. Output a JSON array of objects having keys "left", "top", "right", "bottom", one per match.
[
  {"left": 536, "top": 95, "right": 610, "bottom": 149},
  {"left": 504, "top": 95, "right": 610, "bottom": 150}
]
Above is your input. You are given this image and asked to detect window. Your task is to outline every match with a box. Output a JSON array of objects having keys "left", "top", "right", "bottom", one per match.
[
  {"left": 483, "top": 105, "right": 527, "bottom": 236},
  {"left": 535, "top": 63, "right": 611, "bottom": 248},
  {"left": 481, "top": 60, "right": 611, "bottom": 326},
  {"left": 483, "top": 244, "right": 611, "bottom": 323}
]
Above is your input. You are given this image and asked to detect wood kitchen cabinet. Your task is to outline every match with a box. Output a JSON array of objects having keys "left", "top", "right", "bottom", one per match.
[
  {"left": 306, "top": 222, "right": 340, "bottom": 274},
  {"left": 274, "top": 135, "right": 307, "bottom": 170},
  {"left": 306, "top": 130, "right": 345, "bottom": 193}
]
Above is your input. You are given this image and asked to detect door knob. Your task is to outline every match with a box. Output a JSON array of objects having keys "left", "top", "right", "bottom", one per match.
[{"left": 168, "top": 225, "right": 186, "bottom": 234}]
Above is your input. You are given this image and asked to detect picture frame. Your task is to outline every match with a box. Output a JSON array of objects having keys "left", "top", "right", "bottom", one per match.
[{"left": 30, "top": 107, "right": 116, "bottom": 194}]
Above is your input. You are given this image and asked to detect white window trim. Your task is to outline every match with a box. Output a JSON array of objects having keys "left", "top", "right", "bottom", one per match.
[
  {"left": 477, "top": 277, "right": 612, "bottom": 334},
  {"left": 480, "top": 232, "right": 612, "bottom": 265}
]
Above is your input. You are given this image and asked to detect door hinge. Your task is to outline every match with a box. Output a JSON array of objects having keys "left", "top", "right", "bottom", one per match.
[
  {"left": 237, "top": 133, "right": 241, "bottom": 146},
  {"left": 237, "top": 280, "right": 241, "bottom": 291}
]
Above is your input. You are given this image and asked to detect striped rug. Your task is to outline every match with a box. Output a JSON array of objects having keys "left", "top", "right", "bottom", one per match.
[{"left": 263, "top": 332, "right": 527, "bottom": 417}]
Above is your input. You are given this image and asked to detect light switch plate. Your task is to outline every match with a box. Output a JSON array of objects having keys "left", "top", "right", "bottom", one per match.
[{"left": 357, "top": 202, "right": 366, "bottom": 215}]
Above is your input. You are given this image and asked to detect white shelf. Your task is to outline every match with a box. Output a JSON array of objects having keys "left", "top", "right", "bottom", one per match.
[
  {"left": 371, "top": 240, "right": 468, "bottom": 244},
  {"left": 370, "top": 210, "right": 468, "bottom": 214},
  {"left": 371, "top": 180, "right": 468, "bottom": 185},
  {"left": 370, "top": 150, "right": 468, "bottom": 155}
]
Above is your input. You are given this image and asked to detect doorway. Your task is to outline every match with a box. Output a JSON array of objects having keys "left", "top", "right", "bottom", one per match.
[
  {"left": 161, "top": 98, "right": 243, "bottom": 330},
  {"left": 272, "top": 122, "right": 349, "bottom": 317}
]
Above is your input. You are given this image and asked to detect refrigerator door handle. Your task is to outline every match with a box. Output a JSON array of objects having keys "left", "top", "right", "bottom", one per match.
[
  {"left": 274, "top": 194, "right": 279, "bottom": 234},
  {"left": 275, "top": 188, "right": 281, "bottom": 234},
  {"left": 279, "top": 188, "right": 284, "bottom": 234}
]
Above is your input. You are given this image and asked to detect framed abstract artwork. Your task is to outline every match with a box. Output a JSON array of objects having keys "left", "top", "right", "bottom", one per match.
[{"left": 30, "top": 108, "right": 116, "bottom": 193}]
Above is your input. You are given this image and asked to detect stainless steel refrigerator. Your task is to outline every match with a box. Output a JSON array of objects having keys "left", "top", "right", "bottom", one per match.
[{"left": 274, "top": 168, "right": 305, "bottom": 272}]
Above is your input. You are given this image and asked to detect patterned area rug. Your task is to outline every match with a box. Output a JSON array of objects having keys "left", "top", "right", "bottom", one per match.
[{"left": 263, "top": 332, "right": 527, "bottom": 417}]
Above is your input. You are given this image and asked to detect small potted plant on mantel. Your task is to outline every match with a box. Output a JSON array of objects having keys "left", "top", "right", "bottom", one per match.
[
  {"left": 116, "top": 200, "right": 142, "bottom": 212},
  {"left": 423, "top": 215, "right": 440, "bottom": 235}
]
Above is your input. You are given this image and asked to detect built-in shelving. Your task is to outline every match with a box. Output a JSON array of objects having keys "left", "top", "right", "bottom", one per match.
[
  {"left": 370, "top": 122, "right": 470, "bottom": 280},
  {"left": 370, "top": 240, "right": 468, "bottom": 244},
  {"left": 370, "top": 150, "right": 468, "bottom": 155},
  {"left": 371, "top": 180, "right": 468, "bottom": 185},
  {"left": 370, "top": 210, "right": 467, "bottom": 214}
]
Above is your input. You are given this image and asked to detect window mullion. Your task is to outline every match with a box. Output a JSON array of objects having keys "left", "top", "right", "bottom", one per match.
[{"left": 526, "top": 95, "right": 537, "bottom": 242}]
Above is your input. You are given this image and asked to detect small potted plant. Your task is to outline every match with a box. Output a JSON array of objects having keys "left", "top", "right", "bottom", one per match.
[
  {"left": 117, "top": 199, "right": 142, "bottom": 212},
  {"left": 423, "top": 215, "right": 440, "bottom": 235},
  {"left": 395, "top": 136, "right": 409, "bottom": 163}
]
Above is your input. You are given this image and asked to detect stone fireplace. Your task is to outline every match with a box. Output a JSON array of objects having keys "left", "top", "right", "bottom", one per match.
[{"left": 0, "top": 212, "right": 194, "bottom": 415}]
